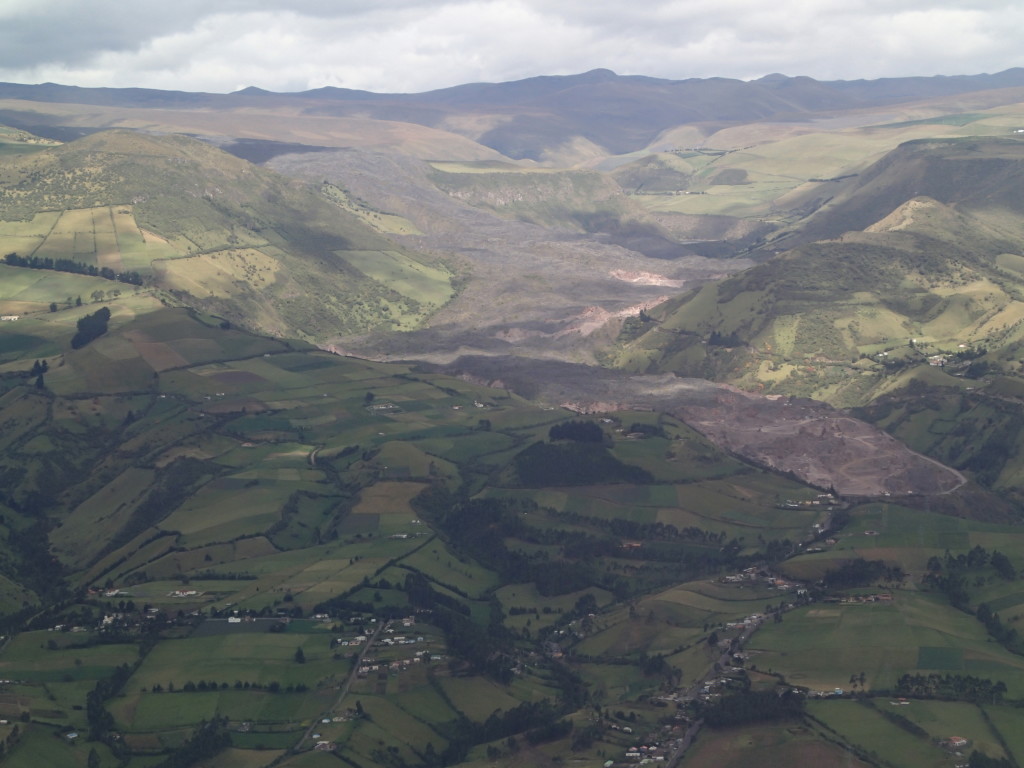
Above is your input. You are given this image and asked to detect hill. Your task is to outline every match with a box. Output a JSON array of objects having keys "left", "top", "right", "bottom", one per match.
[
  {"left": 0, "top": 130, "right": 455, "bottom": 341},
  {"left": 0, "top": 290, "right": 870, "bottom": 765},
  {"left": 772, "top": 137, "right": 1024, "bottom": 249},
  {"left": 601, "top": 137, "right": 1024, "bottom": 508},
  {"left": 607, "top": 137, "right": 1024, "bottom": 394}
]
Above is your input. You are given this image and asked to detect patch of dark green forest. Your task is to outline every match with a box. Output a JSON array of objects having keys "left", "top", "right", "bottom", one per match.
[
  {"left": 514, "top": 441, "right": 652, "bottom": 486},
  {"left": 5, "top": 252, "right": 143, "bottom": 286},
  {"left": 71, "top": 306, "right": 112, "bottom": 349}
]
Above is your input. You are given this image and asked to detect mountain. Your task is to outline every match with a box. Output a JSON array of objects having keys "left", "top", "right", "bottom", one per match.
[
  {"left": 600, "top": 136, "right": 1024, "bottom": 506},
  {"left": 771, "top": 137, "right": 1024, "bottom": 249},
  {"left": 608, "top": 137, "right": 1024, "bottom": 396},
  {"left": 0, "top": 130, "right": 454, "bottom": 341},
  {"left": 4, "top": 68, "right": 1024, "bottom": 161}
]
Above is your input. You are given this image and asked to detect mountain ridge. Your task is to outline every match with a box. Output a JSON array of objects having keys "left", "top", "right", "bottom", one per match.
[{"left": 4, "top": 68, "right": 1024, "bottom": 160}]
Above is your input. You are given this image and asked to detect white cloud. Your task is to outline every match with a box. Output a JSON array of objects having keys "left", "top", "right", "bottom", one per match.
[{"left": 0, "top": 1, "right": 1022, "bottom": 93}]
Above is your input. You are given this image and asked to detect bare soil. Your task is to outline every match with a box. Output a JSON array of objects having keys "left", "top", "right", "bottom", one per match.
[{"left": 434, "top": 356, "right": 964, "bottom": 497}]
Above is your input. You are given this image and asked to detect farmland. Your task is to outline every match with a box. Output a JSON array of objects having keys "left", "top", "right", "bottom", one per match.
[
  {"left": 0, "top": 294, "right": 854, "bottom": 767},
  {"left": 0, "top": 279, "right": 1023, "bottom": 768},
  {"left": 0, "top": 131, "right": 457, "bottom": 344}
]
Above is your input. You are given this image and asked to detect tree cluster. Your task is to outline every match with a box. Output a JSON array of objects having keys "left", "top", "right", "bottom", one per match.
[
  {"left": 548, "top": 420, "right": 605, "bottom": 443},
  {"left": 153, "top": 718, "right": 231, "bottom": 768},
  {"left": 821, "top": 558, "right": 904, "bottom": 589},
  {"left": 968, "top": 752, "right": 1015, "bottom": 768},
  {"left": 70, "top": 306, "right": 112, "bottom": 349},
  {"left": 702, "top": 689, "right": 804, "bottom": 727},
  {"left": 975, "top": 603, "right": 1024, "bottom": 655},
  {"left": 4, "top": 251, "right": 143, "bottom": 285},
  {"left": 895, "top": 673, "right": 1007, "bottom": 704},
  {"left": 152, "top": 680, "right": 308, "bottom": 694},
  {"left": 514, "top": 441, "right": 653, "bottom": 486},
  {"left": 87, "top": 662, "right": 133, "bottom": 740}
]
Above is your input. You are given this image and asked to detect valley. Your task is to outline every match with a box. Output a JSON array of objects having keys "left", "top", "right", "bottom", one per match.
[{"left": 2, "top": 68, "right": 1024, "bottom": 768}]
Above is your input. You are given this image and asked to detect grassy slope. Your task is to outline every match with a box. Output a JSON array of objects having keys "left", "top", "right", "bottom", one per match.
[
  {"left": 0, "top": 130, "right": 454, "bottom": 342},
  {"left": 611, "top": 140, "right": 1024, "bottom": 400},
  {"left": 626, "top": 102, "right": 1024, "bottom": 220}
]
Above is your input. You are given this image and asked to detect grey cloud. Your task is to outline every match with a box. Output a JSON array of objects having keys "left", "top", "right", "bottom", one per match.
[
  {"left": 0, "top": 1, "right": 1022, "bottom": 92},
  {"left": 0, "top": 0, "right": 429, "bottom": 69}
]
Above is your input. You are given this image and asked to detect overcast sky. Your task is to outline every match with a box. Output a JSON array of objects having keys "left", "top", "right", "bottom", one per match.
[{"left": 0, "top": 1, "right": 1021, "bottom": 94}]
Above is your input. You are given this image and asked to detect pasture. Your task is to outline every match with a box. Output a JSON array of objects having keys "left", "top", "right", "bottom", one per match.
[
  {"left": 807, "top": 698, "right": 1008, "bottom": 768},
  {"left": 750, "top": 590, "right": 1024, "bottom": 695},
  {"left": 1, "top": 206, "right": 179, "bottom": 271}
]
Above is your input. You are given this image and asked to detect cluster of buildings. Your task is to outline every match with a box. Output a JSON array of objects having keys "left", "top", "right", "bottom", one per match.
[
  {"left": 352, "top": 617, "right": 444, "bottom": 677},
  {"left": 807, "top": 688, "right": 847, "bottom": 698},
  {"left": 622, "top": 744, "right": 667, "bottom": 762},
  {"left": 719, "top": 567, "right": 803, "bottom": 592},
  {"left": 608, "top": 722, "right": 688, "bottom": 766},
  {"left": 723, "top": 614, "right": 764, "bottom": 630},
  {"left": 820, "top": 593, "right": 892, "bottom": 604},
  {"left": 357, "top": 650, "right": 444, "bottom": 676},
  {"left": 779, "top": 493, "right": 834, "bottom": 510}
]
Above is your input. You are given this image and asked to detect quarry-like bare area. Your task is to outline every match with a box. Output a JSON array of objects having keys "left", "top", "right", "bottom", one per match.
[
  {"left": 672, "top": 389, "right": 966, "bottom": 496},
  {"left": 439, "top": 356, "right": 965, "bottom": 497}
]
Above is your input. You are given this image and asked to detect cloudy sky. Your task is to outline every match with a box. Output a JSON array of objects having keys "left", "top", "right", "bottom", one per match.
[{"left": 1, "top": 0, "right": 1021, "bottom": 94}]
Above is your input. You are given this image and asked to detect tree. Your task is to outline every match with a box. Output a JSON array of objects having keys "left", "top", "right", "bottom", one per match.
[
  {"left": 71, "top": 306, "right": 112, "bottom": 349},
  {"left": 49, "top": 302, "right": 57, "bottom": 313},
  {"left": 294, "top": 646, "right": 306, "bottom": 664},
  {"left": 88, "top": 748, "right": 101, "bottom": 768}
]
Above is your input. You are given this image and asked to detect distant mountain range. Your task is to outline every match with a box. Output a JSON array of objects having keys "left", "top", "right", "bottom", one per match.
[{"left": 4, "top": 68, "right": 1024, "bottom": 159}]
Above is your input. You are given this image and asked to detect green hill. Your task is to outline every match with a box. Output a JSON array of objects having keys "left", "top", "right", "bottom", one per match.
[
  {"left": 2, "top": 236, "right": 1023, "bottom": 768},
  {"left": 603, "top": 137, "right": 1024, "bottom": 504},
  {"left": 774, "top": 137, "right": 1024, "bottom": 250},
  {"left": 0, "top": 130, "right": 454, "bottom": 341},
  {"left": 608, "top": 138, "right": 1024, "bottom": 403}
]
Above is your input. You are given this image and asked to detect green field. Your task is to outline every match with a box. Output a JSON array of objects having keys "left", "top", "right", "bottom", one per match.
[
  {"left": 751, "top": 589, "right": 1024, "bottom": 695},
  {"left": 4, "top": 247, "right": 1024, "bottom": 768}
]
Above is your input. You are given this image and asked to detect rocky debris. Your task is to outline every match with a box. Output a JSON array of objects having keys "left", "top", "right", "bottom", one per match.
[
  {"left": 434, "top": 356, "right": 965, "bottom": 497},
  {"left": 609, "top": 269, "right": 686, "bottom": 287},
  {"left": 269, "top": 148, "right": 749, "bottom": 360}
]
